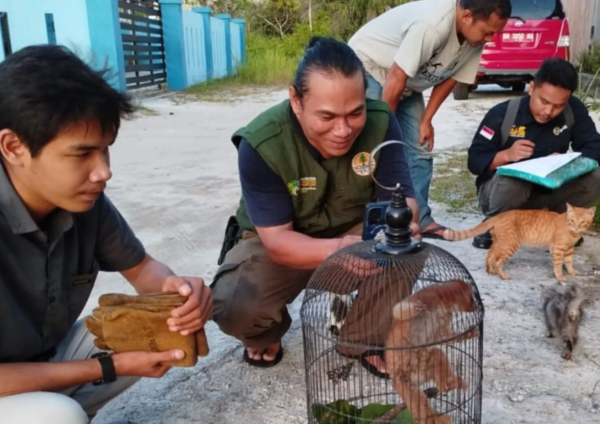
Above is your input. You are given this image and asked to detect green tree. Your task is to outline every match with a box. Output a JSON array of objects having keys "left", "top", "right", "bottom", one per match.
[
  {"left": 250, "top": 0, "right": 302, "bottom": 38},
  {"left": 314, "top": 0, "right": 412, "bottom": 39},
  {"left": 359, "top": 153, "right": 368, "bottom": 166},
  {"left": 183, "top": 0, "right": 251, "bottom": 16}
]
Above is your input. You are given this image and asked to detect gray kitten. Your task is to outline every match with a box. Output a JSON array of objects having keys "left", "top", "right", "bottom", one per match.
[{"left": 541, "top": 283, "right": 586, "bottom": 360}]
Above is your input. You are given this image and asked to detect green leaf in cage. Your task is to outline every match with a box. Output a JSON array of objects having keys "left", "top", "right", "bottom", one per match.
[
  {"left": 355, "top": 403, "right": 417, "bottom": 423},
  {"left": 390, "top": 410, "right": 418, "bottom": 424},
  {"left": 313, "top": 400, "right": 359, "bottom": 424},
  {"left": 357, "top": 403, "right": 396, "bottom": 419}
]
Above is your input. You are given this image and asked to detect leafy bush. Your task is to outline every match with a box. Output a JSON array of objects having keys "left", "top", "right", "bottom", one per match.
[{"left": 579, "top": 43, "right": 600, "bottom": 75}]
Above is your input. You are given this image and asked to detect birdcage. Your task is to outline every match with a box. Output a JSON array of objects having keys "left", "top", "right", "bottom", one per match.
[{"left": 300, "top": 143, "right": 484, "bottom": 424}]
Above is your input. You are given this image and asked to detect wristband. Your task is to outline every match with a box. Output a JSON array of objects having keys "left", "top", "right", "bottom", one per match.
[{"left": 92, "top": 352, "right": 117, "bottom": 386}]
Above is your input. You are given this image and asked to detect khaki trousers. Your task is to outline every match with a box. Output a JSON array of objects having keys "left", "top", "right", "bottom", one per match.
[
  {"left": 211, "top": 223, "right": 426, "bottom": 356},
  {"left": 0, "top": 320, "right": 139, "bottom": 424},
  {"left": 211, "top": 224, "right": 363, "bottom": 350}
]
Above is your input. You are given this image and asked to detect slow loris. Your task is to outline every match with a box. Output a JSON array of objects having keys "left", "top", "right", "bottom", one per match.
[
  {"left": 385, "top": 280, "right": 479, "bottom": 424},
  {"left": 443, "top": 204, "right": 595, "bottom": 282}
]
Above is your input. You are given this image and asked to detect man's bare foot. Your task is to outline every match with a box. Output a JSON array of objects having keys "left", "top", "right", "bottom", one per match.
[
  {"left": 364, "top": 355, "right": 387, "bottom": 374},
  {"left": 246, "top": 342, "right": 281, "bottom": 362}
]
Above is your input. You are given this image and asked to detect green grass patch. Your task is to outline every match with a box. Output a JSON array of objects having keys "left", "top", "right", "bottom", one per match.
[
  {"left": 594, "top": 198, "right": 600, "bottom": 229},
  {"left": 430, "top": 150, "right": 478, "bottom": 213},
  {"left": 185, "top": 47, "right": 297, "bottom": 101}
]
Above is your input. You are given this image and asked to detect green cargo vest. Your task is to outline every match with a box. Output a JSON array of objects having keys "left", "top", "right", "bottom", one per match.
[{"left": 232, "top": 99, "right": 390, "bottom": 239}]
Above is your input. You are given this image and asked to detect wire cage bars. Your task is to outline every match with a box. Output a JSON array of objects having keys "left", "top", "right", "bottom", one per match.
[{"left": 300, "top": 188, "right": 484, "bottom": 424}]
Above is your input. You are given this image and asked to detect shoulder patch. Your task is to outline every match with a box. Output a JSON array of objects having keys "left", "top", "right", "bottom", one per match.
[{"left": 479, "top": 126, "right": 495, "bottom": 141}]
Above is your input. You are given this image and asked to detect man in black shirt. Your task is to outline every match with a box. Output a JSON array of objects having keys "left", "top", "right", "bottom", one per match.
[
  {"left": 0, "top": 46, "right": 213, "bottom": 423},
  {"left": 468, "top": 58, "right": 600, "bottom": 248}
]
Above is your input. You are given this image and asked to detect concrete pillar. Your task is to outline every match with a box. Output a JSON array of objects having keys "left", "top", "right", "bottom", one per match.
[
  {"left": 159, "top": 0, "right": 187, "bottom": 90},
  {"left": 192, "top": 7, "right": 213, "bottom": 81},
  {"left": 215, "top": 13, "right": 232, "bottom": 76},
  {"left": 85, "top": 0, "right": 126, "bottom": 91}
]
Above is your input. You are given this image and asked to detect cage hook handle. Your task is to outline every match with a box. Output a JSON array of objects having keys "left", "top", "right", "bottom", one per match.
[{"left": 368, "top": 139, "right": 434, "bottom": 192}]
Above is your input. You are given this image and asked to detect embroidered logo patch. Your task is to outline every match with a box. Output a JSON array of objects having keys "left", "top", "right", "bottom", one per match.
[
  {"left": 510, "top": 126, "right": 526, "bottom": 138},
  {"left": 72, "top": 278, "right": 92, "bottom": 286},
  {"left": 352, "top": 152, "right": 375, "bottom": 176},
  {"left": 299, "top": 177, "right": 317, "bottom": 194},
  {"left": 287, "top": 179, "right": 299, "bottom": 196},
  {"left": 553, "top": 125, "right": 568, "bottom": 136},
  {"left": 479, "top": 126, "right": 495, "bottom": 141}
]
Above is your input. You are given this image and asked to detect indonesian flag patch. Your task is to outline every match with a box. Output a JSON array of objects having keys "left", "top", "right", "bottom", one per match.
[{"left": 479, "top": 126, "right": 495, "bottom": 140}]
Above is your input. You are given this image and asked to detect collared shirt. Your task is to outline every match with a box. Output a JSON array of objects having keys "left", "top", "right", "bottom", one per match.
[
  {"left": 348, "top": 0, "right": 482, "bottom": 94},
  {"left": 238, "top": 109, "right": 415, "bottom": 228},
  {"left": 468, "top": 95, "right": 600, "bottom": 189},
  {"left": 0, "top": 164, "right": 145, "bottom": 363}
]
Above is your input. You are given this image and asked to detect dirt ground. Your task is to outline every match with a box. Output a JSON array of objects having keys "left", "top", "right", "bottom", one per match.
[{"left": 92, "top": 87, "right": 600, "bottom": 424}]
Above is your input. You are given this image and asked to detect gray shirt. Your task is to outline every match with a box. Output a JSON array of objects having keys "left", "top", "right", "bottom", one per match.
[
  {"left": 0, "top": 164, "right": 145, "bottom": 363},
  {"left": 348, "top": 0, "right": 483, "bottom": 95}
]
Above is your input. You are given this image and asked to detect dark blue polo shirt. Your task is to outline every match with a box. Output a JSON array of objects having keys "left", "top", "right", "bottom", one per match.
[
  {"left": 468, "top": 95, "right": 600, "bottom": 189},
  {"left": 0, "top": 164, "right": 146, "bottom": 363},
  {"left": 239, "top": 110, "right": 415, "bottom": 228}
]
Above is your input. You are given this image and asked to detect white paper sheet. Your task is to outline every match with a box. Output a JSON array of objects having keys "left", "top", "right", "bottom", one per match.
[{"left": 497, "top": 152, "right": 581, "bottom": 178}]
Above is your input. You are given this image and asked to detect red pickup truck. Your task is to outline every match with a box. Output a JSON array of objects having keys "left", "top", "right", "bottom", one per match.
[{"left": 454, "top": 0, "right": 570, "bottom": 100}]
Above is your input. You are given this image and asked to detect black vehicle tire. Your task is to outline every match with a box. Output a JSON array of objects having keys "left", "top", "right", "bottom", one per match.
[
  {"left": 512, "top": 82, "right": 526, "bottom": 92},
  {"left": 453, "top": 83, "right": 470, "bottom": 100}
]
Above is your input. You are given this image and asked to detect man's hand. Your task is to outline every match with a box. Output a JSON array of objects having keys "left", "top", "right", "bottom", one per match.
[
  {"left": 419, "top": 120, "right": 435, "bottom": 152},
  {"left": 410, "top": 222, "right": 421, "bottom": 241},
  {"left": 113, "top": 350, "right": 185, "bottom": 378},
  {"left": 336, "top": 235, "right": 363, "bottom": 251},
  {"left": 506, "top": 140, "right": 535, "bottom": 162},
  {"left": 162, "top": 276, "right": 213, "bottom": 336}
]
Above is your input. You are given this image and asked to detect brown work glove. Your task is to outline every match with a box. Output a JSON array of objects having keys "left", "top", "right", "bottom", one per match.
[{"left": 84, "top": 292, "right": 209, "bottom": 368}]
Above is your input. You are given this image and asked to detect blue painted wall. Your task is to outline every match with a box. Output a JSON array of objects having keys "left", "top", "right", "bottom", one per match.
[
  {"left": 0, "top": 0, "right": 126, "bottom": 91},
  {"left": 160, "top": 9, "right": 245, "bottom": 89},
  {"left": 210, "top": 16, "right": 228, "bottom": 79},
  {"left": 230, "top": 21, "right": 242, "bottom": 71},
  {"left": 0, "top": 0, "right": 246, "bottom": 91},
  {"left": 0, "top": 0, "right": 92, "bottom": 57},
  {"left": 183, "top": 9, "right": 207, "bottom": 86}
]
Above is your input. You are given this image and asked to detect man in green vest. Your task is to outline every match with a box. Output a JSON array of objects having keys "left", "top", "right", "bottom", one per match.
[{"left": 211, "top": 37, "right": 418, "bottom": 375}]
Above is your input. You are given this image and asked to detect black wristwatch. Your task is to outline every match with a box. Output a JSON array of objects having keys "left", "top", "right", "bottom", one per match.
[{"left": 92, "top": 352, "right": 117, "bottom": 386}]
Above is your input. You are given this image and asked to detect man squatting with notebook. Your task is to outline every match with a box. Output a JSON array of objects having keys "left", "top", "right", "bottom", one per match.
[{"left": 468, "top": 58, "right": 600, "bottom": 249}]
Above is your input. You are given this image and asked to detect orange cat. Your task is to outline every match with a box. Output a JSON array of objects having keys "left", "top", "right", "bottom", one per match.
[
  {"left": 385, "top": 280, "right": 479, "bottom": 424},
  {"left": 443, "top": 204, "right": 595, "bottom": 282}
]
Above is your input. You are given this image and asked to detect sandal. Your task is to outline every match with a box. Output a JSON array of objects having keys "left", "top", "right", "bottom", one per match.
[
  {"left": 359, "top": 351, "right": 389, "bottom": 380},
  {"left": 420, "top": 225, "right": 449, "bottom": 241},
  {"left": 242, "top": 345, "right": 284, "bottom": 368}
]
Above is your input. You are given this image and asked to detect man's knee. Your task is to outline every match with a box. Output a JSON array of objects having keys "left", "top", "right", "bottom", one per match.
[
  {"left": 0, "top": 392, "right": 88, "bottom": 424},
  {"left": 580, "top": 168, "right": 600, "bottom": 199},
  {"left": 212, "top": 270, "right": 268, "bottom": 338},
  {"left": 485, "top": 175, "right": 532, "bottom": 215},
  {"left": 556, "top": 168, "right": 600, "bottom": 209}
]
